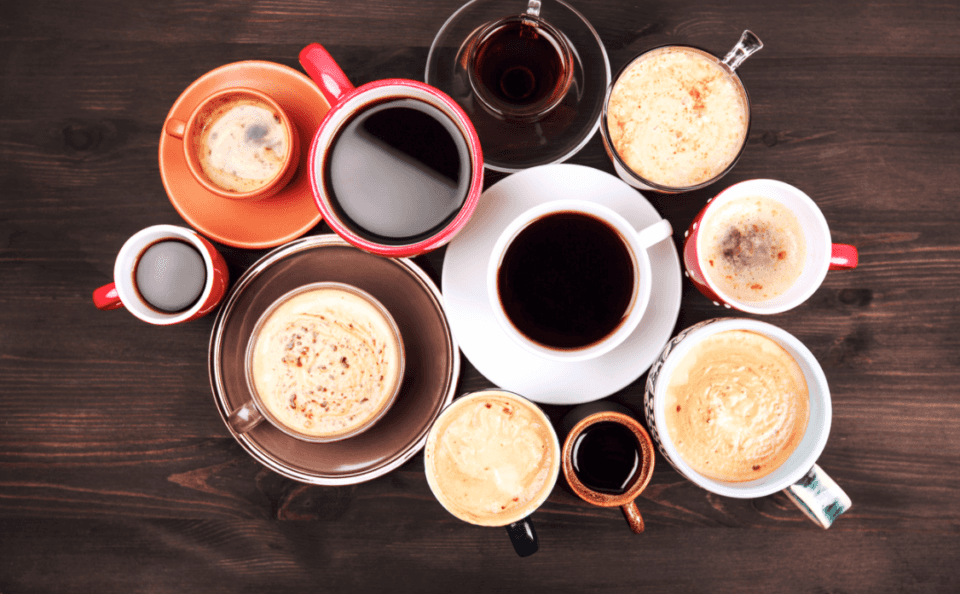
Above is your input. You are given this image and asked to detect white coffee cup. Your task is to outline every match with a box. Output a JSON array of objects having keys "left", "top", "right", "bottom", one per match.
[
  {"left": 487, "top": 199, "right": 672, "bottom": 362},
  {"left": 643, "top": 317, "right": 852, "bottom": 528}
]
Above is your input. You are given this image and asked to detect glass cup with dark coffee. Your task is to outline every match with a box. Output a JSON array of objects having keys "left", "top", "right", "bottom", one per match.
[
  {"left": 559, "top": 401, "right": 656, "bottom": 533},
  {"left": 487, "top": 199, "right": 672, "bottom": 362},
  {"left": 92, "top": 224, "right": 229, "bottom": 325},
  {"left": 299, "top": 43, "right": 484, "bottom": 258},
  {"left": 683, "top": 179, "right": 858, "bottom": 314},
  {"left": 601, "top": 31, "right": 763, "bottom": 193}
]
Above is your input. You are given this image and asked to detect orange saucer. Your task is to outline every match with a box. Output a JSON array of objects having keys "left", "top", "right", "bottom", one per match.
[{"left": 159, "top": 61, "right": 329, "bottom": 249}]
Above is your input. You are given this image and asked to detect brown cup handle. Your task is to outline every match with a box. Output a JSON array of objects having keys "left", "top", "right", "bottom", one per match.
[
  {"left": 165, "top": 118, "right": 186, "bottom": 139},
  {"left": 620, "top": 501, "right": 645, "bottom": 534}
]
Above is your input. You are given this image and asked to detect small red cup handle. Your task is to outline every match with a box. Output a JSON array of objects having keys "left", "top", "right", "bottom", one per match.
[
  {"left": 93, "top": 282, "right": 124, "bottom": 310},
  {"left": 829, "top": 244, "right": 858, "bottom": 270},
  {"left": 299, "top": 43, "right": 356, "bottom": 106}
]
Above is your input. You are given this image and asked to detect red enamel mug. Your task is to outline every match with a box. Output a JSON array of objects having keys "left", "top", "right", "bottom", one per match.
[
  {"left": 92, "top": 224, "right": 229, "bottom": 325},
  {"left": 299, "top": 43, "right": 484, "bottom": 258},
  {"left": 683, "top": 179, "right": 858, "bottom": 314}
]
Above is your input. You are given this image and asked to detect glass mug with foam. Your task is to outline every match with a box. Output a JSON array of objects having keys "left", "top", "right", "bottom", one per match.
[
  {"left": 601, "top": 31, "right": 763, "bottom": 193},
  {"left": 423, "top": 390, "right": 560, "bottom": 557},
  {"left": 487, "top": 199, "right": 672, "bottom": 362},
  {"left": 683, "top": 179, "right": 858, "bottom": 313},
  {"left": 92, "top": 224, "right": 229, "bottom": 325},
  {"left": 644, "top": 318, "right": 852, "bottom": 528},
  {"left": 298, "top": 43, "right": 484, "bottom": 258}
]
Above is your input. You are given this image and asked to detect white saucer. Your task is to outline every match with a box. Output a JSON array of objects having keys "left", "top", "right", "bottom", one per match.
[{"left": 442, "top": 164, "right": 682, "bottom": 405}]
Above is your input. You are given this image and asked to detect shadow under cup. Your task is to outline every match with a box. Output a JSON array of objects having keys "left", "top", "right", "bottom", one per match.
[{"left": 644, "top": 318, "right": 852, "bottom": 528}]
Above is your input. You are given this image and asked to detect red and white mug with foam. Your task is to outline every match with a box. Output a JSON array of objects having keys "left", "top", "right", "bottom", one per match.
[
  {"left": 683, "top": 179, "right": 858, "bottom": 314},
  {"left": 298, "top": 43, "right": 484, "bottom": 258}
]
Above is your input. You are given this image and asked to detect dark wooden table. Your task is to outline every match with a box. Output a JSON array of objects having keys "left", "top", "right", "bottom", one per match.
[{"left": 2, "top": 0, "right": 958, "bottom": 592}]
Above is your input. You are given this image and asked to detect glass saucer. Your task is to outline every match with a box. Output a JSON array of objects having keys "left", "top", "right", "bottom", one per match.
[{"left": 425, "top": 0, "right": 610, "bottom": 172}]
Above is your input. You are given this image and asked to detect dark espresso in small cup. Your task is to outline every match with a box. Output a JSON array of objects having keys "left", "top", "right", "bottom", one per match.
[
  {"left": 134, "top": 239, "right": 207, "bottom": 313},
  {"left": 497, "top": 211, "right": 634, "bottom": 350},
  {"left": 325, "top": 98, "right": 471, "bottom": 245},
  {"left": 469, "top": 14, "right": 574, "bottom": 121}
]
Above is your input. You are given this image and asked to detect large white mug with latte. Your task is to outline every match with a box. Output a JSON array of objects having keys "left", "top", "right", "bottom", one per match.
[
  {"left": 644, "top": 318, "right": 851, "bottom": 528},
  {"left": 424, "top": 390, "right": 560, "bottom": 557}
]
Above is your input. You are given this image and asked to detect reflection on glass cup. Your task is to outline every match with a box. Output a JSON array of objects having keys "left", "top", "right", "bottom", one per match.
[
  {"left": 644, "top": 318, "right": 852, "bottom": 528},
  {"left": 487, "top": 199, "right": 672, "bottom": 362},
  {"left": 601, "top": 31, "right": 763, "bottom": 193},
  {"left": 683, "top": 179, "right": 858, "bottom": 314},
  {"left": 423, "top": 390, "right": 560, "bottom": 557}
]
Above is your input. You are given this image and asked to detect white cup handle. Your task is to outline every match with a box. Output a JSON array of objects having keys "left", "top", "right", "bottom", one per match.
[
  {"left": 782, "top": 464, "right": 852, "bottom": 528},
  {"left": 632, "top": 219, "right": 673, "bottom": 250}
]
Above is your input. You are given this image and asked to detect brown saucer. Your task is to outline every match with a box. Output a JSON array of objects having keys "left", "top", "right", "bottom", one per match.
[
  {"left": 208, "top": 235, "right": 459, "bottom": 484},
  {"left": 159, "top": 60, "right": 328, "bottom": 249}
]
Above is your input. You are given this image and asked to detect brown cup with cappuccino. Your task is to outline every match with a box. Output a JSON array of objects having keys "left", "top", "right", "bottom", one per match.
[
  {"left": 423, "top": 390, "right": 560, "bottom": 557},
  {"left": 164, "top": 87, "right": 300, "bottom": 201},
  {"left": 228, "top": 282, "right": 405, "bottom": 443}
]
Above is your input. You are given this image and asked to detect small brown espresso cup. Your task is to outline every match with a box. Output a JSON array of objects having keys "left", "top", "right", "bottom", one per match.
[
  {"left": 164, "top": 87, "right": 300, "bottom": 201},
  {"left": 559, "top": 401, "right": 656, "bottom": 534}
]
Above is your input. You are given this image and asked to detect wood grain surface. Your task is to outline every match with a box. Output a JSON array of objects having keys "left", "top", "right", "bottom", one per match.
[{"left": 1, "top": 0, "right": 958, "bottom": 592}]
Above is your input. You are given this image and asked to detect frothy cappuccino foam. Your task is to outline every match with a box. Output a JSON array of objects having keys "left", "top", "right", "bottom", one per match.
[
  {"left": 664, "top": 330, "right": 809, "bottom": 483},
  {"left": 425, "top": 392, "right": 558, "bottom": 526},
  {"left": 249, "top": 286, "right": 402, "bottom": 439}
]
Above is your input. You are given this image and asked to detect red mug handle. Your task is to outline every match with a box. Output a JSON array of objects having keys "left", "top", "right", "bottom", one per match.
[
  {"left": 299, "top": 43, "right": 356, "bottom": 106},
  {"left": 829, "top": 244, "right": 858, "bottom": 270},
  {"left": 93, "top": 282, "right": 124, "bottom": 310}
]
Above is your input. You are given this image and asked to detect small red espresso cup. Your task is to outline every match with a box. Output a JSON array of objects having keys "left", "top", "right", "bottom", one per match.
[
  {"left": 299, "top": 43, "right": 484, "bottom": 258},
  {"left": 683, "top": 179, "right": 858, "bottom": 314},
  {"left": 92, "top": 224, "right": 229, "bottom": 325}
]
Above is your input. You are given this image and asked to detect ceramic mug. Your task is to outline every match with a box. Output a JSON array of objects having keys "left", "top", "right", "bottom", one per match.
[
  {"left": 643, "top": 317, "right": 852, "bottom": 528},
  {"left": 92, "top": 224, "right": 229, "bottom": 325},
  {"left": 559, "top": 401, "right": 656, "bottom": 533},
  {"left": 683, "top": 179, "right": 858, "bottom": 314},
  {"left": 423, "top": 390, "right": 560, "bottom": 557},
  {"left": 163, "top": 87, "right": 300, "bottom": 201},
  {"left": 487, "top": 199, "right": 672, "bottom": 362},
  {"left": 299, "top": 43, "right": 484, "bottom": 258}
]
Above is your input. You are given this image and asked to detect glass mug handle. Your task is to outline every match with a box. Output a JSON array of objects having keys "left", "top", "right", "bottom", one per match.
[
  {"left": 226, "top": 400, "right": 265, "bottom": 434},
  {"left": 721, "top": 30, "right": 764, "bottom": 72},
  {"left": 505, "top": 517, "right": 539, "bottom": 557},
  {"left": 782, "top": 464, "right": 852, "bottom": 529}
]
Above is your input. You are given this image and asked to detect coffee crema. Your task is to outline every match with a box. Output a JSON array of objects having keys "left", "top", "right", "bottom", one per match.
[
  {"left": 197, "top": 96, "right": 289, "bottom": 193},
  {"left": 606, "top": 46, "right": 748, "bottom": 188},
  {"left": 701, "top": 195, "right": 806, "bottom": 302},
  {"left": 664, "top": 330, "right": 809, "bottom": 482},
  {"left": 425, "top": 392, "right": 558, "bottom": 526},
  {"left": 249, "top": 286, "right": 402, "bottom": 439}
]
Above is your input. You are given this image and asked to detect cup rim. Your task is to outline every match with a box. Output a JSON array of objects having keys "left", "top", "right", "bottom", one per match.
[
  {"left": 308, "top": 78, "right": 484, "bottom": 258},
  {"left": 561, "top": 410, "right": 655, "bottom": 507},
  {"left": 486, "top": 199, "right": 651, "bottom": 362},
  {"left": 181, "top": 86, "right": 299, "bottom": 201},
  {"left": 113, "top": 224, "right": 216, "bottom": 325},
  {"left": 242, "top": 281, "right": 406, "bottom": 444},
  {"left": 694, "top": 179, "right": 833, "bottom": 314},
  {"left": 423, "top": 390, "right": 561, "bottom": 527},
  {"left": 600, "top": 43, "right": 752, "bottom": 193},
  {"left": 466, "top": 13, "right": 575, "bottom": 122},
  {"left": 649, "top": 317, "right": 832, "bottom": 498}
]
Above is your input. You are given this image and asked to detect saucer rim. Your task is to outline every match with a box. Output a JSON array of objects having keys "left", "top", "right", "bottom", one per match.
[{"left": 159, "top": 60, "right": 325, "bottom": 249}]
